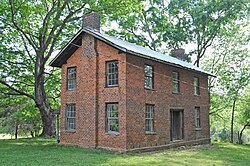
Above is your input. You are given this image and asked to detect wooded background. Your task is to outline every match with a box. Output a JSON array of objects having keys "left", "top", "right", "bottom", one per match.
[{"left": 0, "top": 0, "right": 249, "bottom": 143}]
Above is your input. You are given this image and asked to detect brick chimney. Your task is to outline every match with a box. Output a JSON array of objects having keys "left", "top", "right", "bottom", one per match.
[
  {"left": 170, "top": 48, "right": 185, "bottom": 61},
  {"left": 82, "top": 12, "right": 100, "bottom": 31}
]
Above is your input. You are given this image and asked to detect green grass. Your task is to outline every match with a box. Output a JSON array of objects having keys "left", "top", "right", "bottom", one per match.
[{"left": 0, "top": 138, "right": 249, "bottom": 166}]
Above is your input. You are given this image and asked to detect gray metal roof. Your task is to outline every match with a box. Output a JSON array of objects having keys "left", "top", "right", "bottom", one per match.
[{"left": 50, "top": 27, "right": 215, "bottom": 77}]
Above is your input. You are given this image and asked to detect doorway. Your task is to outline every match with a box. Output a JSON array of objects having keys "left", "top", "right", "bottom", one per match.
[{"left": 170, "top": 110, "right": 184, "bottom": 141}]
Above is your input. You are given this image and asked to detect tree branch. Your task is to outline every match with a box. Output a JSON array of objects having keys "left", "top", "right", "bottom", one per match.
[
  {"left": 9, "top": 0, "right": 38, "bottom": 53},
  {"left": 0, "top": 80, "right": 35, "bottom": 100},
  {"left": 20, "top": 35, "right": 35, "bottom": 64},
  {"left": 44, "top": 3, "right": 87, "bottom": 62},
  {"left": 127, "top": 29, "right": 154, "bottom": 50},
  {"left": 142, "top": 11, "right": 156, "bottom": 51}
]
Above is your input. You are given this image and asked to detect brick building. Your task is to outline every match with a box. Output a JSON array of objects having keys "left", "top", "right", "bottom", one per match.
[{"left": 50, "top": 13, "right": 215, "bottom": 152}]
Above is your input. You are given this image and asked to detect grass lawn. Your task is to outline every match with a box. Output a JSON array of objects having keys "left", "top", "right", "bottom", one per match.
[{"left": 0, "top": 138, "right": 249, "bottom": 166}]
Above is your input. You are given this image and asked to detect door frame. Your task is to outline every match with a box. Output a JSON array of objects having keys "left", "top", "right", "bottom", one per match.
[{"left": 170, "top": 109, "right": 184, "bottom": 141}]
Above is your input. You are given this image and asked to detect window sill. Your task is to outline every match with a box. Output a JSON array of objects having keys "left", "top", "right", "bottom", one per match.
[
  {"left": 145, "top": 131, "right": 156, "bottom": 135},
  {"left": 194, "top": 94, "right": 200, "bottom": 96},
  {"left": 67, "top": 89, "right": 76, "bottom": 91},
  {"left": 105, "top": 85, "right": 119, "bottom": 88},
  {"left": 145, "top": 87, "right": 156, "bottom": 91},
  {"left": 106, "top": 131, "right": 119, "bottom": 136},
  {"left": 65, "top": 130, "right": 76, "bottom": 133},
  {"left": 170, "top": 139, "right": 184, "bottom": 142},
  {"left": 195, "top": 128, "right": 202, "bottom": 131},
  {"left": 172, "top": 91, "right": 180, "bottom": 94}
]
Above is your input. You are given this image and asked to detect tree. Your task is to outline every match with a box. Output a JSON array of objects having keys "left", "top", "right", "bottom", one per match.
[
  {"left": 0, "top": 88, "right": 41, "bottom": 139},
  {"left": 203, "top": 19, "right": 250, "bottom": 143},
  {"left": 169, "top": 0, "right": 248, "bottom": 67},
  {"left": 237, "top": 87, "right": 250, "bottom": 144},
  {"left": 0, "top": 0, "right": 142, "bottom": 137},
  {"left": 107, "top": 0, "right": 248, "bottom": 65}
]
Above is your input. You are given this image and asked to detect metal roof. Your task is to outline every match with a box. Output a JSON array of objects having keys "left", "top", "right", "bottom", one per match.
[{"left": 50, "top": 27, "right": 215, "bottom": 77}]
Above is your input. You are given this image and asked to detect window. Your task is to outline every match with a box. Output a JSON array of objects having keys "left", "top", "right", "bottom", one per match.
[
  {"left": 106, "top": 103, "right": 119, "bottom": 133},
  {"left": 172, "top": 71, "right": 180, "bottom": 93},
  {"left": 195, "top": 107, "right": 201, "bottom": 128},
  {"left": 194, "top": 77, "right": 200, "bottom": 95},
  {"left": 145, "top": 104, "right": 154, "bottom": 132},
  {"left": 106, "top": 61, "right": 118, "bottom": 87},
  {"left": 144, "top": 64, "right": 153, "bottom": 89},
  {"left": 66, "top": 104, "right": 76, "bottom": 130},
  {"left": 67, "top": 67, "right": 76, "bottom": 90}
]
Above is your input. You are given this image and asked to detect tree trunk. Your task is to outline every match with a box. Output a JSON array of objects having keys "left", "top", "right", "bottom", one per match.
[
  {"left": 39, "top": 107, "right": 56, "bottom": 137},
  {"left": 230, "top": 98, "right": 236, "bottom": 143},
  {"left": 35, "top": 53, "right": 56, "bottom": 137},
  {"left": 196, "top": 54, "right": 200, "bottom": 67},
  {"left": 238, "top": 123, "right": 250, "bottom": 144},
  {"left": 15, "top": 120, "right": 18, "bottom": 139}
]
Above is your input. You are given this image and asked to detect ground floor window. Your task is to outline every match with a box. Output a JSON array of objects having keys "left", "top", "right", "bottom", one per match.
[
  {"left": 106, "top": 103, "right": 119, "bottom": 133},
  {"left": 195, "top": 107, "right": 201, "bottom": 128},
  {"left": 66, "top": 104, "right": 76, "bottom": 130},
  {"left": 145, "top": 104, "right": 154, "bottom": 132}
]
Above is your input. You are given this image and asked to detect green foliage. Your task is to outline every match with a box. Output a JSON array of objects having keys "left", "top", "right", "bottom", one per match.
[
  {"left": 203, "top": 17, "right": 250, "bottom": 142},
  {"left": 106, "top": 0, "right": 249, "bottom": 64},
  {"left": 0, "top": 94, "right": 41, "bottom": 136},
  {"left": 0, "top": 0, "right": 143, "bottom": 136},
  {"left": 237, "top": 86, "right": 250, "bottom": 128}
]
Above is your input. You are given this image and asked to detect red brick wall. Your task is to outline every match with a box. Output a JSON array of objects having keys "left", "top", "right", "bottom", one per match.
[
  {"left": 60, "top": 33, "right": 210, "bottom": 151},
  {"left": 126, "top": 54, "right": 210, "bottom": 149},
  {"left": 60, "top": 33, "right": 98, "bottom": 147},
  {"left": 95, "top": 40, "right": 127, "bottom": 151},
  {"left": 60, "top": 34, "right": 127, "bottom": 150}
]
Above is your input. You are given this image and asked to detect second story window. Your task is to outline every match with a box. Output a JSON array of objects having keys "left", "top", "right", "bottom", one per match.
[
  {"left": 106, "top": 61, "right": 118, "bottom": 87},
  {"left": 194, "top": 77, "right": 200, "bottom": 95},
  {"left": 172, "top": 71, "right": 180, "bottom": 93},
  {"left": 67, "top": 67, "right": 76, "bottom": 90},
  {"left": 144, "top": 64, "right": 153, "bottom": 89}
]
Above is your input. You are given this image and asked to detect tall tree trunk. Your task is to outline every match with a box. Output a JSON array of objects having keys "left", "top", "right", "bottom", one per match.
[
  {"left": 15, "top": 120, "right": 18, "bottom": 139},
  {"left": 35, "top": 53, "right": 56, "bottom": 137},
  {"left": 230, "top": 98, "right": 236, "bottom": 143}
]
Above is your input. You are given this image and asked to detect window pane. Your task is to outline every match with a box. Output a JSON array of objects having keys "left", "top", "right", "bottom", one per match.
[
  {"left": 67, "top": 68, "right": 76, "bottom": 90},
  {"left": 172, "top": 72, "right": 179, "bottom": 93},
  {"left": 66, "top": 104, "right": 76, "bottom": 130},
  {"left": 195, "top": 107, "right": 201, "bottom": 128},
  {"left": 107, "top": 61, "right": 118, "bottom": 86},
  {"left": 144, "top": 65, "right": 153, "bottom": 89},
  {"left": 107, "top": 103, "right": 119, "bottom": 132},
  {"left": 194, "top": 77, "right": 200, "bottom": 95},
  {"left": 145, "top": 65, "right": 152, "bottom": 77},
  {"left": 145, "top": 105, "right": 154, "bottom": 132}
]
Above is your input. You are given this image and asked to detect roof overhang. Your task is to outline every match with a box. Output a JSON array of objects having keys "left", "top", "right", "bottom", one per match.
[{"left": 49, "top": 29, "right": 83, "bottom": 67}]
